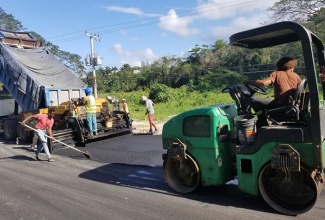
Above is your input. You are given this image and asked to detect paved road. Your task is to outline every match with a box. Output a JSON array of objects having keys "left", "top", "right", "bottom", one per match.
[
  {"left": 53, "top": 133, "right": 165, "bottom": 165},
  {"left": 0, "top": 133, "right": 325, "bottom": 220}
]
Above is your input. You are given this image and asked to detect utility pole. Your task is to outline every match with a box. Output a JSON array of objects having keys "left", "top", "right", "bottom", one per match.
[{"left": 85, "top": 32, "right": 101, "bottom": 98}]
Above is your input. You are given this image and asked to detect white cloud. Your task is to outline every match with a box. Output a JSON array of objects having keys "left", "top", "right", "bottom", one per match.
[
  {"left": 139, "top": 48, "right": 156, "bottom": 59},
  {"left": 196, "top": 0, "right": 278, "bottom": 20},
  {"left": 106, "top": 6, "right": 144, "bottom": 16},
  {"left": 131, "top": 37, "right": 140, "bottom": 42},
  {"left": 197, "top": 0, "right": 279, "bottom": 43},
  {"left": 105, "top": 1, "right": 280, "bottom": 66},
  {"left": 156, "top": 0, "right": 278, "bottom": 38},
  {"left": 158, "top": 9, "right": 199, "bottom": 37},
  {"left": 113, "top": 44, "right": 126, "bottom": 56},
  {"left": 112, "top": 44, "right": 158, "bottom": 67},
  {"left": 118, "top": 29, "right": 127, "bottom": 36},
  {"left": 105, "top": 6, "right": 160, "bottom": 17},
  {"left": 203, "top": 12, "right": 271, "bottom": 42}
]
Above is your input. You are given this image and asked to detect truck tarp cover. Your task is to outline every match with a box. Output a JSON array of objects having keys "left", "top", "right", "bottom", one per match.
[{"left": 0, "top": 43, "right": 86, "bottom": 111}]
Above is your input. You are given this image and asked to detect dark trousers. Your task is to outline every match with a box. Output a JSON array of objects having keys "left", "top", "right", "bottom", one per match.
[{"left": 250, "top": 96, "right": 280, "bottom": 129}]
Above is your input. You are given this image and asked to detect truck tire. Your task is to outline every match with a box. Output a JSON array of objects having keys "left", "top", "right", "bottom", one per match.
[
  {"left": 17, "top": 123, "right": 33, "bottom": 142},
  {"left": 3, "top": 119, "right": 18, "bottom": 141},
  {"left": 47, "top": 139, "right": 53, "bottom": 154}
]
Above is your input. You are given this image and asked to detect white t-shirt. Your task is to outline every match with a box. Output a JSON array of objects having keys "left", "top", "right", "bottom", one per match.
[{"left": 146, "top": 99, "right": 154, "bottom": 114}]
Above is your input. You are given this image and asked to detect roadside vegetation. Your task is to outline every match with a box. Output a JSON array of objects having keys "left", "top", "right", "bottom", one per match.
[{"left": 100, "top": 87, "right": 234, "bottom": 121}]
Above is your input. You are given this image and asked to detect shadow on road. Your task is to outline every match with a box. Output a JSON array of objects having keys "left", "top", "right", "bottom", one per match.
[
  {"left": 1, "top": 134, "right": 277, "bottom": 214},
  {"left": 0, "top": 154, "right": 32, "bottom": 161},
  {"left": 79, "top": 163, "right": 276, "bottom": 214}
]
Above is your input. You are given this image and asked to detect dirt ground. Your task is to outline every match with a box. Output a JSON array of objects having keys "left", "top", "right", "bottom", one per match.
[{"left": 132, "top": 120, "right": 165, "bottom": 135}]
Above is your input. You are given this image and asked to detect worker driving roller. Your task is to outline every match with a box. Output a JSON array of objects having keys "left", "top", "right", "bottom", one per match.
[{"left": 244, "top": 57, "right": 302, "bottom": 129}]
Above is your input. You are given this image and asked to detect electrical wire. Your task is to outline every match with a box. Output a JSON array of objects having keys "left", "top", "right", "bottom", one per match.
[{"left": 49, "top": 0, "right": 259, "bottom": 44}]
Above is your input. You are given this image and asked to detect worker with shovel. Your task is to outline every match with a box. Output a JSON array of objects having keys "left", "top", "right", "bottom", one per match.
[{"left": 21, "top": 108, "right": 56, "bottom": 162}]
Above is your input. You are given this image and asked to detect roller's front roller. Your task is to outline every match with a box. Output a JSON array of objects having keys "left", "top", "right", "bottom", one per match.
[{"left": 163, "top": 153, "right": 200, "bottom": 193}]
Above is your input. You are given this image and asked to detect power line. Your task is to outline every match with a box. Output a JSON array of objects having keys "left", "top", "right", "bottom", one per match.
[
  {"left": 48, "top": 0, "right": 255, "bottom": 40},
  {"left": 97, "top": 72, "right": 262, "bottom": 82},
  {"left": 50, "top": 0, "right": 258, "bottom": 44},
  {"left": 89, "top": 62, "right": 307, "bottom": 82}
]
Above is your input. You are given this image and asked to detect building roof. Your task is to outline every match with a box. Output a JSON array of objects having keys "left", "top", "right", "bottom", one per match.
[{"left": 0, "top": 29, "right": 41, "bottom": 48}]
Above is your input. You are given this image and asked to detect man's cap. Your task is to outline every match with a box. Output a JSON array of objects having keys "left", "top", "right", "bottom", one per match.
[
  {"left": 122, "top": 98, "right": 126, "bottom": 101},
  {"left": 276, "top": 57, "right": 297, "bottom": 71},
  {"left": 142, "top": 96, "right": 147, "bottom": 101}
]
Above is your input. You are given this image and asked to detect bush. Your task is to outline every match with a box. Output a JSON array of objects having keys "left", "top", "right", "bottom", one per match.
[{"left": 149, "top": 83, "right": 175, "bottom": 103}]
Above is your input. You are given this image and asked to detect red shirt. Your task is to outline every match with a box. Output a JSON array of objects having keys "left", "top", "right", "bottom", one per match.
[{"left": 35, "top": 114, "right": 54, "bottom": 130}]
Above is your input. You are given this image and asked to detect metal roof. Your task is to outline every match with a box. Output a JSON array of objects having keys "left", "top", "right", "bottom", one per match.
[{"left": 0, "top": 29, "right": 41, "bottom": 48}]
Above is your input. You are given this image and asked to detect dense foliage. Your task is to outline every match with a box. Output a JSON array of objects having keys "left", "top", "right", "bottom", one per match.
[
  {"left": 104, "top": 88, "right": 235, "bottom": 121},
  {"left": 88, "top": 41, "right": 306, "bottom": 98}
]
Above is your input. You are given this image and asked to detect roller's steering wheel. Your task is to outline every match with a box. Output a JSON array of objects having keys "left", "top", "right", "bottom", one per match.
[{"left": 244, "top": 82, "right": 267, "bottom": 95}]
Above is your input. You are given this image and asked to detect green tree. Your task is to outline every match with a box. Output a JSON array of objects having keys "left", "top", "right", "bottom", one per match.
[
  {"left": 185, "top": 44, "right": 216, "bottom": 86},
  {"left": 267, "top": 0, "right": 325, "bottom": 23},
  {"left": 0, "top": 7, "right": 23, "bottom": 31},
  {"left": 267, "top": 0, "right": 325, "bottom": 42},
  {"left": 197, "top": 68, "right": 247, "bottom": 91},
  {"left": 89, "top": 66, "right": 119, "bottom": 93},
  {"left": 306, "top": 7, "right": 325, "bottom": 42},
  {"left": 118, "top": 64, "right": 138, "bottom": 91},
  {"left": 168, "top": 57, "right": 190, "bottom": 88}
]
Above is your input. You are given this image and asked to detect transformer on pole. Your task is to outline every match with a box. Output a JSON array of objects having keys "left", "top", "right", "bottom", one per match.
[{"left": 85, "top": 32, "right": 101, "bottom": 98}]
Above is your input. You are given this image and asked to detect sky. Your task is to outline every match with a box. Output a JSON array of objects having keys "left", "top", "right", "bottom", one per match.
[{"left": 1, "top": 0, "right": 278, "bottom": 69}]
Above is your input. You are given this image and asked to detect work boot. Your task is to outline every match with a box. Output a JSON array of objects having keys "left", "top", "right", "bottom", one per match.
[
  {"left": 32, "top": 154, "right": 41, "bottom": 161},
  {"left": 30, "top": 144, "right": 36, "bottom": 150}
]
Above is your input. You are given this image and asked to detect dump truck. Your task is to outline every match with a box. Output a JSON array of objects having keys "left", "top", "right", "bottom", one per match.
[{"left": 0, "top": 29, "right": 132, "bottom": 150}]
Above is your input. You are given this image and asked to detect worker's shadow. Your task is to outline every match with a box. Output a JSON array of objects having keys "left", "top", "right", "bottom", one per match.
[
  {"left": 0, "top": 137, "right": 35, "bottom": 160},
  {"left": 79, "top": 163, "right": 275, "bottom": 214},
  {"left": 0, "top": 154, "right": 32, "bottom": 161},
  {"left": 12, "top": 144, "right": 38, "bottom": 154}
]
